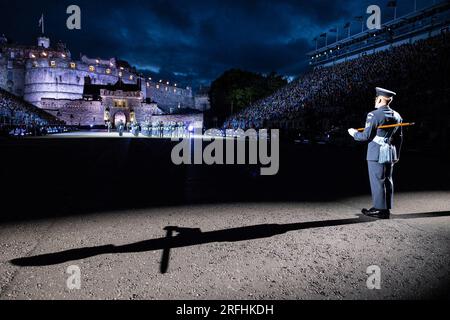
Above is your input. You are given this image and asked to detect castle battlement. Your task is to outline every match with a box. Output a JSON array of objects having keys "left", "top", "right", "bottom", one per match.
[
  {"left": 81, "top": 55, "right": 116, "bottom": 67},
  {"left": 100, "top": 89, "right": 143, "bottom": 98}
]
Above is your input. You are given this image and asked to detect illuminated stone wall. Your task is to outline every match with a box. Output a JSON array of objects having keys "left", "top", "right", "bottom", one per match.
[
  {"left": 0, "top": 58, "right": 26, "bottom": 97},
  {"left": 146, "top": 83, "right": 194, "bottom": 112},
  {"left": 1, "top": 37, "right": 195, "bottom": 112},
  {"left": 150, "top": 113, "right": 204, "bottom": 127},
  {"left": 41, "top": 99, "right": 104, "bottom": 126},
  {"left": 19, "top": 58, "right": 194, "bottom": 111},
  {"left": 40, "top": 98, "right": 164, "bottom": 126},
  {"left": 194, "top": 94, "right": 211, "bottom": 111},
  {"left": 134, "top": 104, "right": 163, "bottom": 123},
  {"left": 23, "top": 58, "right": 137, "bottom": 107}
]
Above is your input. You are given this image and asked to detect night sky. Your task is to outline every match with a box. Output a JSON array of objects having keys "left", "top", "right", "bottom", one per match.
[{"left": 0, "top": 0, "right": 439, "bottom": 89}]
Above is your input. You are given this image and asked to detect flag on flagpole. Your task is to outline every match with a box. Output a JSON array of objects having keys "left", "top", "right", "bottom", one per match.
[{"left": 38, "top": 14, "right": 44, "bottom": 34}]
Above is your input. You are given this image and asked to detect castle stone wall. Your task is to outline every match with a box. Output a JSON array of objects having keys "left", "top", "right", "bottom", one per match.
[
  {"left": 0, "top": 58, "right": 26, "bottom": 97},
  {"left": 194, "top": 94, "right": 211, "bottom": 111},
  {"left": 41, "top": 99, "right": 104, "bottom": 126},
  {"left": 147, "top": 84, "right": 194, "bottom": 112},
  {"left": 135, "top": 104, "right": 163, "bottom": 123},
  {"left": 151, "top": 113, "right": 203, "bottom": 128},
  {"left": 1, "top": 37, "right": 196, "bottom": 114},
  {"left": 41, "top": 97, "right": 164, "bottom": 127},
  {"left": 23, "top": 58, "right": 130, "bottom": 106}
]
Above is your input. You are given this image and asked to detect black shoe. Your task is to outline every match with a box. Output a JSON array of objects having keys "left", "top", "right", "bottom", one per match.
[{"left": 362, "top": 208, "right": 391, "bottom": 219}]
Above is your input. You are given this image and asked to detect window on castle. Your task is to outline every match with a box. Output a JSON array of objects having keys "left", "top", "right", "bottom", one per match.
[
  {"left": 70, "top": 62, "right": 76, "bottom": 69},
  {"left": 106, "top": 68, "right": 111, "bottom": 74},
  {"left": 32, "top": 62, "right": 38, "bottom": 68},
  {"left": 119, "top": 71, "right": 123, "bottom": 77},
  {"left": 114, "top": 100, "right": 127, "bottom": 108},
  {"left": 156, "top": 85, "right": 160, "bottom": 89},
  {"left": 50, "top": 61, "right": 56, "bottom": 67},
  {"left": 89, "top": 66, "right": 95, "bottom": 72}
]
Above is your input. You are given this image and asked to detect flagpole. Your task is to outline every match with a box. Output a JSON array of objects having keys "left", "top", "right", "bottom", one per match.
[{"left": 39, "top": 14, "right": 45, "bottom": 35}]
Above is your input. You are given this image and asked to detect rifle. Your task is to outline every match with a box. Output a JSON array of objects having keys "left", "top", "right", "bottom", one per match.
[{"left": 357, "top": 122, "right": 415, "bottom": 132}]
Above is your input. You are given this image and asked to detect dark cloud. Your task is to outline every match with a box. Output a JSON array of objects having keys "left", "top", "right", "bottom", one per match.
[{"left": 0, "top": 0, "right": 438, "bottom": 89}]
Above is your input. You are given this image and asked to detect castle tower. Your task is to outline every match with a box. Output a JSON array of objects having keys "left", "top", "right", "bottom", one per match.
[
  {"left": 37, "top": 36, "right": 50, "bottom": 49},
  {"left": 37, "top": 14, "right": 49, "bottom": 48}
]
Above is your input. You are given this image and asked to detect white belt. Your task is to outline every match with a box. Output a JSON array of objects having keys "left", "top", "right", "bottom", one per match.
[{"left": 373, "top": 136, "right": 388, "bottom": 145}]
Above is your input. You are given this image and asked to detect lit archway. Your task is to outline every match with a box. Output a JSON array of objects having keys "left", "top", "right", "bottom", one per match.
[{"left": 114, "top": 111, "right": 127, "bottom": 128}]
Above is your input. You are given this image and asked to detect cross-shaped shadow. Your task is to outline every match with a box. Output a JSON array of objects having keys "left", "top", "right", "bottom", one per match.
[{"left": 10, "top": 211, "right": 450, "bottom": 273}]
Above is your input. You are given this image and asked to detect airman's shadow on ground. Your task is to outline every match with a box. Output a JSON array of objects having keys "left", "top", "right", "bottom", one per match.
[{"left": 10, "top": 211, "right": 450, "bottom": 272}]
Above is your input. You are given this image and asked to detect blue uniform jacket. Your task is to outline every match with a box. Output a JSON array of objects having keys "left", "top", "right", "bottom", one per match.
[{"left": 354, "top": 105, "right": 403, "bottom": 161}]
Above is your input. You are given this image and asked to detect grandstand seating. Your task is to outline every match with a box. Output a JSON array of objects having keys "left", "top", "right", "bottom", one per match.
[
  {"left": 0, "top": 88, "right": 60, "bottom": 126},
  {"left": 224, "top": 33, "right": 450, "bottom": 151}
]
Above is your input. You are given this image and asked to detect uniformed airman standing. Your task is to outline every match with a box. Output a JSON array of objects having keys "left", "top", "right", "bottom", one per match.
[{"left": 348, "top": 87, "right": 403, "bottom": 219}]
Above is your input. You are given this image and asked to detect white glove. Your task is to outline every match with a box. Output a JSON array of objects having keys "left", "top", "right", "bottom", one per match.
[{"left": 348, "top": 129, "right": 358, "bottom": 137}]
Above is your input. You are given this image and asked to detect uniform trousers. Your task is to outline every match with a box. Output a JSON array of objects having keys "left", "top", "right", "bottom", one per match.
[{"left": 368, "top": 161, "right": 394, "bottom": 210}]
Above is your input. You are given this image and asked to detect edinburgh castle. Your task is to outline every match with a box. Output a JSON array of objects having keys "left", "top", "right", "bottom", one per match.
[{"left": 0, "top": 33, "right": 206, "bottom": 127}]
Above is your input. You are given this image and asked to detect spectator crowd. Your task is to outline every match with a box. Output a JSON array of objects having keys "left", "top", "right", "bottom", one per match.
[
  {"left": 0, "top": 87, "right": 63, "bottom": 137},
  {"left": 223, "top": 34, "right": 450, "bottom": 151}
]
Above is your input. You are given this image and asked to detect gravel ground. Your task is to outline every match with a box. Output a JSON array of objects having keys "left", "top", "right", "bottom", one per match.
[{"left": 0, "top": 191, "right": 449, "bottom": 300}]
